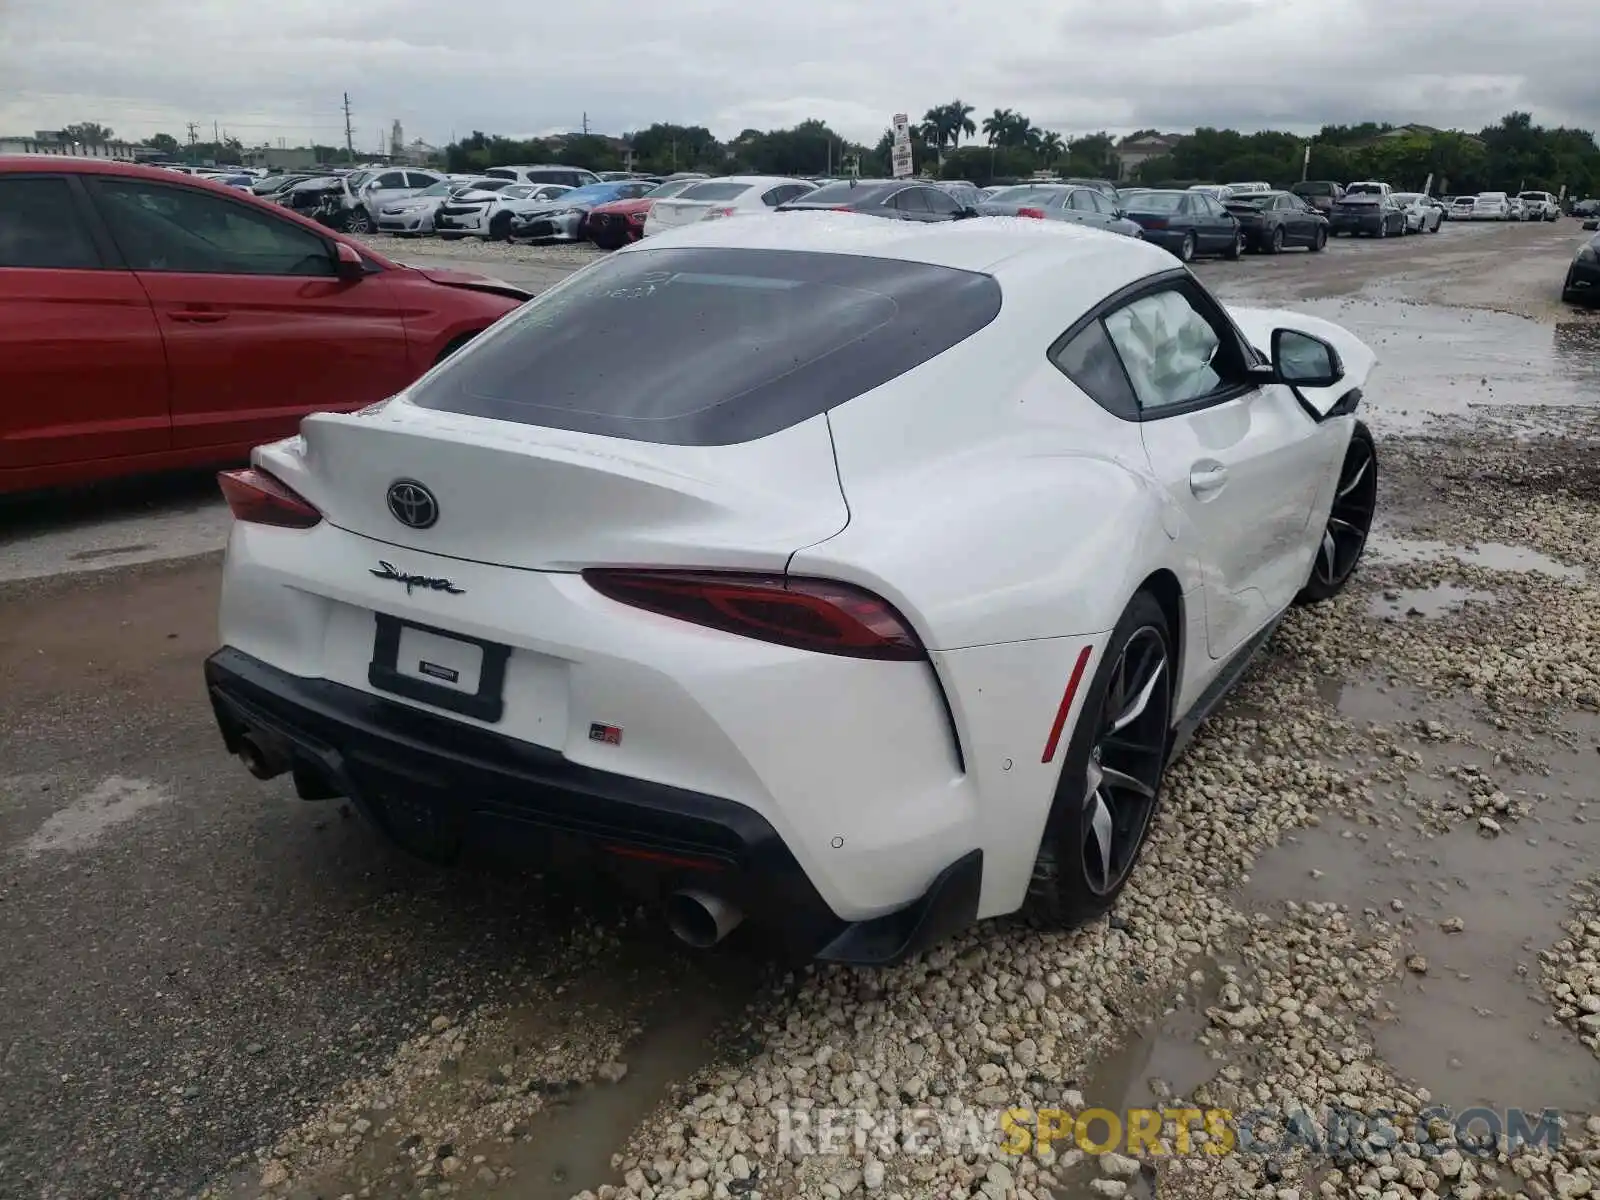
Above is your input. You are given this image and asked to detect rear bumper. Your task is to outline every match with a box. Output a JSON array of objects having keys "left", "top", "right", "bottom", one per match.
[
  {"left": 1330, "top": 213, "right": 1384, "bottom": 233},
  {"left": 204, "top": 646, "right": 982, "bottom": 964}
]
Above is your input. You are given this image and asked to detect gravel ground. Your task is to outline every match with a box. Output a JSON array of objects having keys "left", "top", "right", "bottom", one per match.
[
  {"left": 3, "top": 222, "right": 1598, "bottom": 1200},
  {"left": 352, "top": 233, "right": 603, "bottom": 271}
]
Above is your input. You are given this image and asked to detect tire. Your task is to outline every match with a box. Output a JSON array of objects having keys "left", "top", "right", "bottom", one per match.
[
  {"left": 343, "top": 207, "right": 373, "bottom": 235},
  {"left": 489, "top": 211, "right": 514, "bottom": 242},
  {"left": 1376, "top": 222, "right": 1386, "bottom": 238},
  {"left": 1025, "top": 591, "right": 1174, "bottom": 927},
  {"left": 1309, "top": 227, "right": 1327, "bottom": 252},
  {"left": 439, "top": 232, "right": 464, "bottom": 241},
  {"left": 1224, "top": 230, "right": 1243, "bottom": 260},
  {"left": 1295, "top": 421, "right": 1377, "bottom": 605},
  {"left": 1178, "top": 233, "right": 1196, "bottom": 262},
  {"left": 1267, "top": 226, "right": 1284, "bottom": 254}
]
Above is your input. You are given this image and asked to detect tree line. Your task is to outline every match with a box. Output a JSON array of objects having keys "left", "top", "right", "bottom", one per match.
[{"left": 97, "top": 104, "right": 1600, "bottom": 196}]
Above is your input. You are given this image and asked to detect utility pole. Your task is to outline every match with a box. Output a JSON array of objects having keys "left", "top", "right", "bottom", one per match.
[
  {"left": 343, "top": 92, "right": 356, "bottom": 163},
  {"left": 582, "top": 111, "right": 590, "bottom": 136},
  {"left": 186, "top": 122, "right": 199, "bottom": 147},
  {"left": 213, "top": 119, "right": 220, "bottom": 145}
]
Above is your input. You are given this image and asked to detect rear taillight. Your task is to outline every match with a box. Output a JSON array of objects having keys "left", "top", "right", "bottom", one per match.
[
  {"left": 582, "top": 569, "right": 925, "bottom": 660},
  {"left": 217, "top": 467, "right": 321, "bottom": 529},
  {"left": 1016, "top": 207, "right": 1046, "bottom": 219}
]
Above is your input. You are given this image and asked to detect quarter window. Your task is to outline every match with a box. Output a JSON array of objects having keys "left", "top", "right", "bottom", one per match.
[
  {"left": 0, "top": 177, "right": 102, "bottom": 269},
  {"left": 93, "top": 180, "right": 336, "bottom": 276},
  {"left": 1102, "top": 289, "right": 1225, "bottom": 411},
  {"left": 1052, "top": 320, "right": 1138, "bottom": 420}
]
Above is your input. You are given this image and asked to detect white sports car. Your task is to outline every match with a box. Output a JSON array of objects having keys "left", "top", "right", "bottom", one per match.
[{"left": 205, "top": 216, "right": 1379, "bottom": 963}]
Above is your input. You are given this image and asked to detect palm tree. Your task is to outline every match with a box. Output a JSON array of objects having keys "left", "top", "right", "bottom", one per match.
[
  {"left": 982, "top": 108, "right": 1018, "bottom": 147},
  {"left": 947, "top": 100, "right": 976, "bottom": 149},
  {"left": 921, "top": 106, "right": 954, "bottom": 153},
  {"left": 1038, "top": 131, "right": 1065, "bottom": 165}
]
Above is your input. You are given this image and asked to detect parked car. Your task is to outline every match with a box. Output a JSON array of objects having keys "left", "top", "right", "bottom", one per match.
[
  {"left": 376, "top": 178, "right": 498, "bottom": 236},
  {"left": 277, "top": 175, "right": 345, "bottom": 215},
  {"left": 642, "top": 176, "right": 816, "bottom": 237},
  {"left": 1290, "top": 181, "right": 1345, "bottom": 213},
  {"left": 1449, "top": 196, "right": 1477, "bottom": 220},
  {"left": 1187, "top": 184, "right": 1233, "bottom": 201},
  {"left": 776, "top": 179, "right": 976, "bottom": 222},
  {"left": 1571, "top": 199, "right": 1600, "bottom": 218},
  {"left": 1058, "top": 177, "right": 1121, "bottom": 199},
  {"left": 251, "top": 173, "right": 312, "bottom": 198},
  {"left": 433, "top": 181, "right": 566, "bottom": 240},
  {"left": 1390, "top": 193, "right": 1443, "bottom": 234},
  {"left": 584, "top": 178, "right": 710, "bottom": 250},
  {"left": 508, "top": 180, "right": 660, "bottom": 242},
  {"left": 1223, "top": 191, "right": 1329, "bottom": 252},
  {"left": 339, "top": 167, "right": 447, "bottom": 234},
  {"left": 479, "top": 164, "right": 600, "bottom": 189},
  {"left": 1564, "top": 229, "right": 1600, "bottom": 303},
  {"left": 976, "top": 184, "right": 1144, "bottom": 238},
  {"left": 1223, "top": 181, "right": 1273, "bottom": 197},
  {"left": 1328, "top": 193, "right": 1407, "bottom": 238},
  {"left": 1471, "top": 192, "right": 1512, "bottom": 220},
  {"left": 0, "top": 157, "right": 531, "bottom": 495},
  {"left": 1121, "top": 189, "right": 1244, "bottom": 260},
  {"left": 202, "top": 214, "right": 1379, "bottom": 962},
  {"left": 1518, "top": 191, "right": 1560, "bottom": 221},
  {"left": 1507, "top": 196, "right": 1528, "bottom": 221}
]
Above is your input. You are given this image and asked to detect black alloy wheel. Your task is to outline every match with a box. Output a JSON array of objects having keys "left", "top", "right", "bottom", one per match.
[
  {"left": 1268, "top": 225, "right": 1284, "bottom": 253},
  {"left": 1310, "top": 226, "right": 1327, "bottom": 252},
  {"left": 1296, "top": 421, "right": 1378, "bottom": 604},
  {"left": 1178, "top": 233, "right": 1196, "bottom": 262},
  {"left": 1027, "top": 592, "right": 1174, "bottom": 925},
  {"left": 1224, "top": 230, "right": 1244, "bottom": 260}
]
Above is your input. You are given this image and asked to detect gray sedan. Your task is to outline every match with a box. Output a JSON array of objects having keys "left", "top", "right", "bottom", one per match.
[
  {"left": 975, "top": 184, "right": 1144, "bottom": 238},
  {"left": 376, "top": 178, "right": 498, "bottom": 236}
]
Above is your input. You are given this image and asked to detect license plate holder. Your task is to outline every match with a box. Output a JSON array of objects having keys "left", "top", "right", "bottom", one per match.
[{"left": 369, "top": 614, "right": 510, "bottom": 722}]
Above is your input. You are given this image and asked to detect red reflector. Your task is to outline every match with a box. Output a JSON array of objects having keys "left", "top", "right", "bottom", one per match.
[
  {"left": 582, "top": 569, "right": 925, "bottom": 661},
  {"left": 1040, "top": 645, "right": 1094, "bottom": 764},
  {"left": 1016, "top": 207, "right": 1046, "bottom": 219},
  {"left": 217, "top": 467, "right": 321, "bottom": 529},
  {"left": 602, "top": 844, "right": 726, "bottom": 872}
]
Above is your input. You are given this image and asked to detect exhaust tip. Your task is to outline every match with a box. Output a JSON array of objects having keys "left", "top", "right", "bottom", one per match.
[
  {"left": 665, "top": 889, "right": 743, "bottom": 949},
  {"left": 237, "top": 735, "right": 278, "bottom": 781}
]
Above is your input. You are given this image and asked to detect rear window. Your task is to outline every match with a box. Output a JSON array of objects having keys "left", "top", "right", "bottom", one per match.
[
  {"left": 677, "top": 181, "right": 754, "bottom": 202},
  {"left": 1125, "top": 192, "right": 1185, "bottom": 212},
  {"left": 484, "top": 168, "right": 516, "bottom": 180},
  {"left": 1346, "top": 184, "right": 1385, "bottom": 195},
  {"left": 793, "top": 181, "right": 893, "bottom": 205},
  {"left": 1292, "top": 182, "right": 1336, "bottom": 196},
  {"left": 409, "top": 247, "right": 1003, "bottom": 446}
]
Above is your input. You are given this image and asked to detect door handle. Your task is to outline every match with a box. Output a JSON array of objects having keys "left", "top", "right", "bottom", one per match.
[
  {"left": 1189, "top": 463, "right": 1228, "bottom": 498},
  {"left": 169, "top": 309, "right": 228, "bottom": 323}
]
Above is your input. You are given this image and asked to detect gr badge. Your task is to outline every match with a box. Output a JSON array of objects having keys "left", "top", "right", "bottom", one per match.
[{"left": 589, "top": 722, "right": 623, "bottom": 746}]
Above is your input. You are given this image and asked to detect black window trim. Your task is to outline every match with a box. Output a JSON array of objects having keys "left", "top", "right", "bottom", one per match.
[
  {"left": 0, "top": 171, "right": 124, "bottom": 270},
  {"left": 1047, "top": 267, "right": 1262, "bottom": 423},
  {"left": 80, "top": 174, "right": 366, "bottom": 279}
]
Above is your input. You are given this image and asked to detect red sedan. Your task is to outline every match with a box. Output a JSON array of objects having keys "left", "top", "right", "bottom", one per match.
[
  {"left": 583, "top": 178, "right": 705, "bottom": 250},
  {"left": 0, "top": 157, "right": 530, "bottom": 495}
]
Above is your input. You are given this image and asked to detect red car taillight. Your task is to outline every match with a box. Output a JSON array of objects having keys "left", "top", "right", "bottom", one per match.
[
  {"left": 217, "top": 467, "right": 321, "bottom": 529},
  {"left": 1016, "top": 207, "right": 1046, "bottom": 219},
  {"left": 582, "top": 569, "right": 925, "bottom": 661},
  {"left": 628, "top": 210, "right": 648, "bottom": 224}
]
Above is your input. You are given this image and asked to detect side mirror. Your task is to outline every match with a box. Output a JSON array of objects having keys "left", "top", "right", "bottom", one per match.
[
  {"left": 1271, "top": 328, "right": 1343, "bottom": 388},
  {"left": 333, "top": 240, "right": 365, "bottom": 282}
]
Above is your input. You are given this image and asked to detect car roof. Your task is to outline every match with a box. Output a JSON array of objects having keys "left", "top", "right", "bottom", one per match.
[
  {"left": 615, "top": 206, "right": 1176, "bottom": 278},
  {"left": 684, "top": 175, "right": 814, "bottom": 187}
]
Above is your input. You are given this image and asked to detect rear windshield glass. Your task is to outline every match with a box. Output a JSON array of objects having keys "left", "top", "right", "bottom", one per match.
[
  {"left": 676, "top": 181, "right": 754, "bottom": 202},
  {"left": 1345, "top": 184, "right": 1385, "bottom": 195},
  {"left": 794, "top": 181, "right": 892, "bottom": 205},
  {"left": 1125, "top": 192, "right": 1185, "bottom": 212},
  {"left": 1293, "top": 182, "right": 1337, "bottom": 195},
  {"left": 408, "top": 247, "right": 1003, "bottom": 446}
]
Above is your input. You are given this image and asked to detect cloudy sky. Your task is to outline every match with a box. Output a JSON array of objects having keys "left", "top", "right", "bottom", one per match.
[{"left": 2, "top": 0, "right": 1595, "bottom": 150}]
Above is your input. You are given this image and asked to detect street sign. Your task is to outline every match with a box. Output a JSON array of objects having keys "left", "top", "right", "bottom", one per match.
[{"left": 892, "top": 112, "right": 912, "bottom": 178}]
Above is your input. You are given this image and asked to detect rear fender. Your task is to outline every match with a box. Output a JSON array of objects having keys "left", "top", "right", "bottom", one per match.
[{"left": 788, "top": 451, "right": 1200, "bottom": 651}]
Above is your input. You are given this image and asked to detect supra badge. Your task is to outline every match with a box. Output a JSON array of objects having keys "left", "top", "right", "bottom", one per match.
[{"left": 370, "top": 561, "right": 465, "bottom": 595}]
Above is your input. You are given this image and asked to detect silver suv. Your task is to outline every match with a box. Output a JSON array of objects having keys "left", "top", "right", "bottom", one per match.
[{"left": 479, "top": 164, "right": 600, "bottom": 189}]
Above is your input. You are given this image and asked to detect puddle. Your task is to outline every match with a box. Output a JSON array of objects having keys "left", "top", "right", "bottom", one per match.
[
  {"left": 1243, "top": 705, "right": 1600, "bottom": 1119},
  {"left": 1366, "top": 582, "right": 1497, "bottom": 620},
  {"left": 1367, "top": 535, "right": 1588, "bottom": 581}
]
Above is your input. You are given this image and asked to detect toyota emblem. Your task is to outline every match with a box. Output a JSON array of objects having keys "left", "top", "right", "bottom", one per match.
[{"left": 386, "top": 480, "right": 439, "bottom": 530}]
